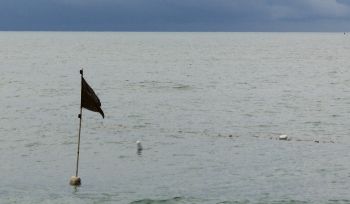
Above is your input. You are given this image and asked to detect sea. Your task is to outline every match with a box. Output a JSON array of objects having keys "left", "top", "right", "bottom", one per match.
[{"left": 1, "top": 32, "right": 350, "bottom": 204}]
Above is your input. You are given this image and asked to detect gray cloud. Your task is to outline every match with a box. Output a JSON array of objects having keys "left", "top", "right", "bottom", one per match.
[
  {"left": 265, "top": 0, "right": 350, "bottom": 19},
  {"left": 0, "top": 0, "right": 350, "bottom": 31}
]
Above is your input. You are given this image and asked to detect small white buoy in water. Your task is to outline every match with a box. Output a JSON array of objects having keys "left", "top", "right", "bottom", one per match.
[
  {"left": 136, "top": 140, "right": 143, "bottom": 151},
  {"left": 69, "top": 176, "right": 81, "bottom": 186},
  {"left": 279, "top": 135, "right": 288, "bottom": 140}
]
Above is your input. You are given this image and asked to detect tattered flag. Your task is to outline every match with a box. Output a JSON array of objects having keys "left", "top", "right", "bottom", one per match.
[{"left": 81, "top": 77, "right": 104, "bottom": 118}]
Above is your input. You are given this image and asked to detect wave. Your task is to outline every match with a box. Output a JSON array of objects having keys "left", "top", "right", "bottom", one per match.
[{"left": 130, "top": 197, "right": 184, "bottom": 204}]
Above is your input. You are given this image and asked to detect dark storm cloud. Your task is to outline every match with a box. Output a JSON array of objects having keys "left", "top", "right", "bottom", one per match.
[{"left": 0, "top": 0, "right": 350, "bottom": 31}]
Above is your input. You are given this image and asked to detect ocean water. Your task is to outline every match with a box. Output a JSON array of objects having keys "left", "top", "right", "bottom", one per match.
[{"left": 1, "top": 32, "right": 350, "bottom": 204}]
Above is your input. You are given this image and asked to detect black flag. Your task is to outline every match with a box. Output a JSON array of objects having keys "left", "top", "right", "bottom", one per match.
[{"left": 81, "top": 77, "right": 104, "bottom": 118}]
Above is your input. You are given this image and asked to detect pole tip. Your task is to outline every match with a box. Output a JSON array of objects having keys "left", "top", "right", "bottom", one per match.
[
  {"left": 80, "top": 69, "right": 83, "bottom": 75},
  {"left": 69, "top": 176, "right": 81, "bottom": 186}
]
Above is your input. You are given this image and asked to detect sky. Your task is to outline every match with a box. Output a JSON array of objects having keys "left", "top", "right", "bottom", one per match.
[{"left": 1, "top": 0, "right": 350, "bottom": 31}]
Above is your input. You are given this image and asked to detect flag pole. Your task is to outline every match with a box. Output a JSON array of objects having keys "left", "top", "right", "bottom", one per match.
[
  {"left": 70, "top": 69, "right": 83, "bottom": 186},
  {"left": 76, "top": 69, "right": 83, "bottom": 177}
]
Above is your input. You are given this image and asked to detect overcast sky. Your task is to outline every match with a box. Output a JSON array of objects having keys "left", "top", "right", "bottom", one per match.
[{"left": 1, "top": 0, "right": 350, "bottom": 31}]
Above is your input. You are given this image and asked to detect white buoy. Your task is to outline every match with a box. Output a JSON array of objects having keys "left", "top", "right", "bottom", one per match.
[
  {"left": 279, "top": 135, "right": 288, "bottom": 140},
  {"left": 136, "top": 140, "right": 143, "bottom": 151},
  {"left": 69, "top": 176, "right": 81, "bottom": 186}
]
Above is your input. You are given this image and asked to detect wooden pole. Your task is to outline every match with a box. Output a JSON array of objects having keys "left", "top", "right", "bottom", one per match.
[
  {"left": 75, "top": 69, "right": 83, "bottom": 177},
  {"left": 70, "top": 69, "right": 83, "bottom": 186},
  {"left": 75, "top": 107, "right": 82, "bottom": 177}
]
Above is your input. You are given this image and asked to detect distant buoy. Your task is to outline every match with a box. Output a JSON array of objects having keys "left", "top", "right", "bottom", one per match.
[
  {"left": 279, "top": 135, "right": 288, "bottom": 140},
  {"left": 136, "top": 140, "right": 143, "bottom": 151},
  {"left": 69, "top": 176, "right": 81, "bottom": 186}
]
